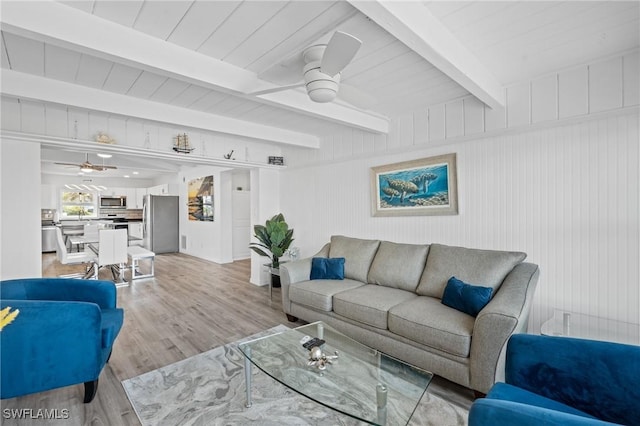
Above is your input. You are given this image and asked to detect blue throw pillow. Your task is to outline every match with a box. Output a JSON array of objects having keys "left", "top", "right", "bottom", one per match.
[
  {"left": 441, "top": 276, "right": 493, "bottom": 317},
  {"left": 310, "top": 257, "right": 345, "bottom": 280}
]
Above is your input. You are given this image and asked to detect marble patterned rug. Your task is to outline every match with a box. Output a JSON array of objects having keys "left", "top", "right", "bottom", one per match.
[{"left": 122, "top": 325, "right": 468, "bottom": 425}]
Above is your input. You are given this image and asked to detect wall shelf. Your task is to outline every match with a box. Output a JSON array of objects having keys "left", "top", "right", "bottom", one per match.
[{"left": 2, "top": 130, "right": 287, "bottom": 170}]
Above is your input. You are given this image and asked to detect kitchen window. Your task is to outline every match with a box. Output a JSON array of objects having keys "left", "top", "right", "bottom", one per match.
[{"left": 60, "top": 191, "right": 97, "bottom": 219}]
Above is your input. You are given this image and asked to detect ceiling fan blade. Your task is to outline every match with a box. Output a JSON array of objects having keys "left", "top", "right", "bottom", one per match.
[
  {"left": 338, "top": 84, "right": 378, "bottom": 110},
  {"left": 321, "top": 31, "right": 362, "bottom": 77},
  {"left": 54, "top": 162, "right": 82, "bottom": 167},
  {"left": 96, "top": 165, "right": 117, "bottom": 170},
  {"left": 258, "top": 54, "right": 306, "bottom": 85},
  {"left": 250, "top": 82, "right": 305, "bottom": 96}
]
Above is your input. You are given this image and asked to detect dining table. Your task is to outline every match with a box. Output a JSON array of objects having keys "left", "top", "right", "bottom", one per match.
[{"left": 68, "top": 234, "right": 143, "bottom": 252}]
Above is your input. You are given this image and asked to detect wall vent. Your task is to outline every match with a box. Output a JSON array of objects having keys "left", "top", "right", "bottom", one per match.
[{"left": 181, "top": 235, "right": 187, "bottom": 250}]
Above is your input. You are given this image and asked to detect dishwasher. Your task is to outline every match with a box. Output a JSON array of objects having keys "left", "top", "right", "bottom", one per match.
[
  {"left": 41, "top": 226, "right": 57, "bottom": 252},
  {"left": 41, "top": 209, "right": 58, "bottom": 253}
]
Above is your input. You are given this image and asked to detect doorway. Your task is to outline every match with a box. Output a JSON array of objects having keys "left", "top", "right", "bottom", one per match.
[{"left": 231, "top": 171, "right": 251, "bottom": 260}]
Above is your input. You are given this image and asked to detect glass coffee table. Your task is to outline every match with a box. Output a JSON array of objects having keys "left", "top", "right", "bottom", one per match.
[
  {"left": 238, "top": 321, "right": 433, "bottom": 426},
  {"left": 541, "top": 309, "right": 640, "bottom": 345}
]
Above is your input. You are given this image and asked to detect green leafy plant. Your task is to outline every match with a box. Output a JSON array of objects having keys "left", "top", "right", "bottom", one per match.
[{"left": 249, "top": 213, "right": 294, "bottom": 269}]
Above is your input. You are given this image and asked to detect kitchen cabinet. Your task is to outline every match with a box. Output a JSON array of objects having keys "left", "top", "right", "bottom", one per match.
[
  {"left": 121, "top": 188, "right": 135, "bottom": 208},
  {"left": 128, "top": 188, "right": 146, "bottom": 209},
  {"left": 103, "top": 187, "right": 126, "bottom": 197},
  {"left": 148, "top": 184, "right": 168, "bottom": 196}
]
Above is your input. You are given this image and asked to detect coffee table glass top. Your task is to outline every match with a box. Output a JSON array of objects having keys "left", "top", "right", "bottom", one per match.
[
  {"left": 541, "top": 309, "right": 640, "bottom": 345},
  {"left": 238, "top": 321, "right": 433, "bottom": 425}
]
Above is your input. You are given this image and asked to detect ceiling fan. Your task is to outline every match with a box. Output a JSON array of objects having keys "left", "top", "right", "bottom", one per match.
[
  {"left": 252, "top": 31, "right": 376, "bottom": 109},
  {"left": 55, "top": 153, "right": 117, "bottom": 172}
]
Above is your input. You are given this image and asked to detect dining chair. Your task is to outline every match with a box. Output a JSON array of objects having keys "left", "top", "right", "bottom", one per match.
[
  {"left": 55, "top": 227, "right": 96, "bottom": 278},
  {"left": 93, "top": 229, "right": 128, "bottom": 283},
  {"left": 83, "top": 223, "right": 100, "bottom": 240},
  {"left": 78, "top": 223, "right": 100, "bottom": 252}
]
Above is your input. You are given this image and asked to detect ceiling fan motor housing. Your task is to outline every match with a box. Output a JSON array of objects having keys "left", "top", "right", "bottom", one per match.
[{"left": 303, "top": 60, "right": 340, "bottom": 103}]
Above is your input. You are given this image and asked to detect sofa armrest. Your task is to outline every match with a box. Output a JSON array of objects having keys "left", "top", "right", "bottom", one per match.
[
  {"left": 280, "top": 243, "right": 330, "bottom": 313},
  {"left": 280, "top": 258, "right": 312, "bottom": 313},
  {"left": 1, "top": 278, "right": 118, "bottom": 309},
  {"left": 281, "top": 258, "right": 313, "bottom": 286},
  {"left": 469, "top": 399, "right": 614, "bottom": 426},
  {"left": 469, "top": 262, "right": 539, "bottom": 393},
  {"left": 505, "top": 334, "right": 640, "bottom": 425},
  {"left": 0, "top": 300, "right": 103, "bottom": 399}
]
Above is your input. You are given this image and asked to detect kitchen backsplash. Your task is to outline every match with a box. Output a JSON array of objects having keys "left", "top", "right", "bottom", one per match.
[{"left": 99, "top": 209, "right": 143, "bottom": 220}]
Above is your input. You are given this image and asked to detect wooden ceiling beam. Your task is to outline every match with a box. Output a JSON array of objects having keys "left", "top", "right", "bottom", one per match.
[
  {"left": 349, "top": 1, "right": 505, "bottom": 109},
  {"left": 2, "top": 70, "right": 319, "bottom": 148},
  {"left": 1, "top": 1, "right": 389, "bottom": 134}
]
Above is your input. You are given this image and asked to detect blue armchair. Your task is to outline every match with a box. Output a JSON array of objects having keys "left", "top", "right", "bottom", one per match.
[
  {"left": 469, "top": 333, "right": 640, "bottom": 425},
  {"left": 0, "top": 278, "right": 124, "bottom": 403}
]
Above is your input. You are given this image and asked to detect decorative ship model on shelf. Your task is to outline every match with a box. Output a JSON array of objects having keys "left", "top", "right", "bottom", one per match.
[{"left": 172, "top": 133, "right": 195, "bottom": 153}]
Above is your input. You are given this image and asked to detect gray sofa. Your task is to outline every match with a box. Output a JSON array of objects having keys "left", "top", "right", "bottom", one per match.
[{"left": 280, "top": 235, "right": 539, "bottom": 395}]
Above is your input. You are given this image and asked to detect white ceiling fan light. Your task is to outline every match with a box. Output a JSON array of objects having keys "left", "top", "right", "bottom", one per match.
[
  {"left": 251, "top": 31, "right": 366, "bottom": 106},
  {"left": 303, "top": 60, "right": 341, "bottom": 103}
]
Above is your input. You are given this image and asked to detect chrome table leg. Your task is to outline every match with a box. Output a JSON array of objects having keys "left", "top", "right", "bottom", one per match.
[
  {"left": 244, "top": 348, "right": 252, "bottom": 408},
  {"left": 377, "top": 383, "right": 387, "bottom": 425}
]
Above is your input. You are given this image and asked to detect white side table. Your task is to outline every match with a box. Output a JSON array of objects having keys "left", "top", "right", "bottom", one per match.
[
  {"left": 541, "top": 309, "right": 640, "bottom": 345},
  {"left": 264, "top": 263, "right": 287, "bottom": 300}
]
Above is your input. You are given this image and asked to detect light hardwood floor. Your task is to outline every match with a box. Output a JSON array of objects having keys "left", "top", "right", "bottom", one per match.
[{"left": 1, "top": 253, "right": 474, "bottom": 425}]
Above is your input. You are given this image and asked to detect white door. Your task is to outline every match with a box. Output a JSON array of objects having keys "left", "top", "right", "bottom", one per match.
[{"left": 232, "top": 190, "right": 251, "bottom": 260}]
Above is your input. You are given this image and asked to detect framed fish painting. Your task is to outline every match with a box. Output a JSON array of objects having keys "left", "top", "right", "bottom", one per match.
[{"left": 370, "top": 153, "right": 458, "bottom": 216}]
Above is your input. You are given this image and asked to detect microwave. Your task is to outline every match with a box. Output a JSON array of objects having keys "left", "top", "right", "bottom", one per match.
[{"left": 100, "top": 196, "right": 126, "bottom": 209}]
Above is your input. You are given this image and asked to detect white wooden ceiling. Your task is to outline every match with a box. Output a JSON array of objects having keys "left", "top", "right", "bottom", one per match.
[{"left": 1, "top": 0, "right": 638, "bottom": 178}]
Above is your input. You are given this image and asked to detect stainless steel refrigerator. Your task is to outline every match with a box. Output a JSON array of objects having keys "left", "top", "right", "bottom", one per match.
[{"left": 143, "top": 195, "right": 179, "bottom": 254}]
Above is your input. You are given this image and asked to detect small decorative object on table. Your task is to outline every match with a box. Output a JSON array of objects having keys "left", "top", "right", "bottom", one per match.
[
  {"left": 268, "top": 156, "right": 284, "bottom": 165},
  {"left": 301, "top": 335, "right": 339, "bottom": 370},
  {"left": 285, "top": 247, "right": 300, "bottom": 261},
  {"left": 173, "top": 133, "right": 195, "bottom": 153}
]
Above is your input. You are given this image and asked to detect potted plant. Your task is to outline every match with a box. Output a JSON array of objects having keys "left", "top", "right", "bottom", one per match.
[{"left": 249, "top": 213, "right": 294, "bottom": 288}]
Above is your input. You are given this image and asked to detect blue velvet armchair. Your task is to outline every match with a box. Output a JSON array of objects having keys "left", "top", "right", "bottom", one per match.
[
  {"left": 469, "top": 333, "right": 640, "bottom": 425},
  {"left": 0, "top": 278, "right": 124, "bottom": 403}
]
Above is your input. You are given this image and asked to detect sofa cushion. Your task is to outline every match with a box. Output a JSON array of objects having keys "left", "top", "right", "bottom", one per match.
[
  {"left": 441, "top": 277, "right": 493, "bottom": 317},
  {"left": 310, "top": 257, "right": 345, "bottom": 280},
  {"left": 329, "top": 236, "right": 380, "bottom": 283},
  {"left": 289, "top": 279, "right": 364, "bottom": 312},
  {"left": 417, "top": 243, "right": 526, "bottom": 298},
  {"left": 388, "top": 297, "right": 475, "bottom": 357},
  {"left": 368, "top": 241, "right": 430, "bottom": 291},
  {"left": 333, "top": 285, "right": 418, "bottom": 330}
]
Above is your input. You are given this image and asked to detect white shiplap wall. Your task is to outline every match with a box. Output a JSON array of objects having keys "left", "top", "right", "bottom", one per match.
[{"left": 281, "top": 51, "right": 640, "bottom": 333}]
